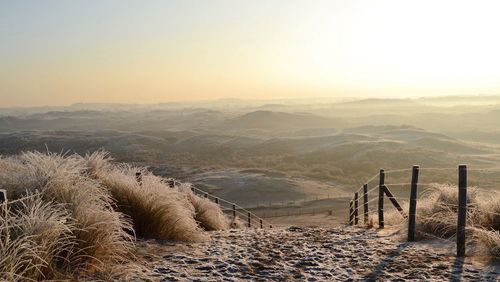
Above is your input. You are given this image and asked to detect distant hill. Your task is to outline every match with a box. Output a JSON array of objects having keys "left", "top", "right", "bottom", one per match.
[
  {"left": 219, "top": 111, "right": 346, "bottom": 131},
  {"left": 418, "top": 95, "right": 500, "bottom": 106},
  {"left": 334, "top": 98, "right": 420, "bottom": 107}
]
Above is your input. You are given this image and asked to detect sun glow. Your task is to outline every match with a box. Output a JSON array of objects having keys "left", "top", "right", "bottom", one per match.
[{"left": 1, "top": 1, "right": 500, "bottom": 106}]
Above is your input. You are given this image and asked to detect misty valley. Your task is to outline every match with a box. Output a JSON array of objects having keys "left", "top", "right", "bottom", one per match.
[{"left": 2, "top": 96, "right": 500, "bottom": 214}]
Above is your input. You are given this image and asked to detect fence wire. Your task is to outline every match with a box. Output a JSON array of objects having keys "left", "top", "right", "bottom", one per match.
[
  {"left": 347, "top": 165, "right": 499, "bottom": 249},
  {"left": 355, "top": 172, "right": 380, "bottom": 193},
  {"left": 190, "top": 186, "right": 272, "bottom": 228}
]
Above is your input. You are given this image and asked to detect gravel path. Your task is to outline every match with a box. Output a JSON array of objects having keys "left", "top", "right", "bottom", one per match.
[{"left": 138, "top": 226, "right": 499, "bottom": 281}]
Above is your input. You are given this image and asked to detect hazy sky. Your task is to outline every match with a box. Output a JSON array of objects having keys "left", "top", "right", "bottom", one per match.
[{"left": 1, "top": 0, "right": 500, "bottom": 107}]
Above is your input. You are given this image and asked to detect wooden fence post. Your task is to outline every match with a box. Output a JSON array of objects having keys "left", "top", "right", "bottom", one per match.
[
  {"left": 0, "top": 189, "right": 7, "bottom": 218},
  {"left": 378, "top": 169, "right": 385, "bottom": 228},
  {"left": 0, "top": 189, "right": 6, "bottom": 205},
  {"left": 215, "top": 197, "right": 219, "bottom": 205},
  {"left": 260, "top": 219, "right": 263, "bottom": 229},
  {"left": 247, "top": 212, "right": 251, "bottom": 228},
  {"left": 457, "top": 165, "right": 467, "bottom": 257},
  {"left": 408, "top": 165, "right": 420, "bottom": 242},
  {"left": 363, "top": 184, "right": 368, "bottom": 224},
  {"left": 232, "top": 204, "right": 236, "bottom": 218},
  {"left": 354, "top": 192, "right": 359, "bottom": 225},
  {"left": 383, "top": 185, "right": 406, "bottom": 218},
  {"left": 349, "top": 200, "right": 354, "bottom": 225}
]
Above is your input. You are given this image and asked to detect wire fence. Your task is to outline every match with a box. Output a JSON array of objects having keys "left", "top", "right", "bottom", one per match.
[
  {"left": 0, "top": 179, "right": 273, "bottom": 230},
  {"left": 189, "top": 186, "right": 272, "bottom": 229},
  {"left": 347, "top": 165, "right": 500, "bottom": 257},
  {"left": 252, "top": 206, "right": 337, "bottom": 218}
]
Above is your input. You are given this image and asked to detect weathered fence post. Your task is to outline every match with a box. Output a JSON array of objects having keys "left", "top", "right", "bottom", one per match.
[
  {"left": 247, "top": 212, "right": 251, "bottom": 228},
  {"left": 260, "top": 219, "right": 263, "bottom": 229},
  {"left": 378, "top": 169, "right": 385, "bottom": 228},
  {"left": 0, "top": 190, "right": 6, "bottom": 205},
  {"left": 232, "top": 204, "right": 236, "bottom": 218},
  {"left": 0, "top": 189, "right": 7, "bottom": 218},
  {"left": 215, "top": 197, "right": 219, "bottom": 205},
  {"left": 349, "top": 200, "right": 354, "bottom": 225},
  {"left": 457, "top": 165, "right": 467, "bottom": 257},
  {"left": 363, "top": 184, "right": 368, "bottom": 224},
  {"left": 135, "top": 172, "right": 142, "bottom": 186},
  {"left": 383, "top": 185, "right": 406, "bottom": 218},
  {"left": 408, "top": 165, "right": 420, "bottom": 242},
  {"left": 354, "top": 192, "right": 359, "bottom": 225}
]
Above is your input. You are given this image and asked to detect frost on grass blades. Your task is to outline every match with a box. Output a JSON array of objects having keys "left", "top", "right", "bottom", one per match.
[
  {"left": 382, "top": 184, "right": 500, "bottom": 260},
  {"left": 0, "top": 151, "right": 231, "bottom": 280}
]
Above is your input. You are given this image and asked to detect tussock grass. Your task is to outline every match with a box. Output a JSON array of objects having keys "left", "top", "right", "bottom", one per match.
[
  {"left": 0, "top": 151, "right": 230, "bottom": 280},
  {"left": 413, "top": 184, "right": 476, "bottom": 238},
  {"left": 229, "top": 216, "right": 247, "bottom": 229},
  {"left": 85, "top": 152, "right": 209, "bottom": 242},
  {"left": 183, "top": 186, "right": 229, "bottom": 231},
  {"left": 100, "top": 167, "right": 207, "bottom": 242},
  {"left": 383, "top": 184, "right": 500, "bottom": 261},
  {"left": 0, "top": 196, "right": 73, "bottom": 280},
  {"left": 475, "top": 229, "right": 500, "bottom": 261}
]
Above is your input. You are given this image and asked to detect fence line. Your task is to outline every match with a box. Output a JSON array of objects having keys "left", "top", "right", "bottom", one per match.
[
  {"left": 189, "top": 185, "right": 272, "bottom": 229},
  {"left": 384, "top": 168, "right": 413, "bottom": 174},
  {"left": 355, "top": 173, "right": 381, "bottom": 193},
  {"left": 0, "top": 178, "right": 272, "bottom": 230},
  {"left": 348, "top": 164, "right": 477, "bottom": 257},
  {"left": 259, "top": 206, "right": 335, "bottom": 218}
]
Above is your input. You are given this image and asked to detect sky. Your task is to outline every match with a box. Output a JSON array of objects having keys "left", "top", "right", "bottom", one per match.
[{"left": 1, "top": 0, "right": 500, "bottom": 107}]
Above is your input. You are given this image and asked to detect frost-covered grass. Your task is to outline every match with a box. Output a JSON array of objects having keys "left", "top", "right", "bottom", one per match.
[
  {"left": 383, "top": 184, "right": 500, "bottom": 261},
  {"left": 0, "top": 151, "right": 230, "bottom": 280}
]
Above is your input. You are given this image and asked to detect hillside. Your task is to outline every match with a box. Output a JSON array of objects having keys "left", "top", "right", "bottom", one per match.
[
  {"left": 219, "top": 110, "right": 347, "bottom": 131},
  {"left": 2, "top": 123, "right": 499, "bottom": 193}
]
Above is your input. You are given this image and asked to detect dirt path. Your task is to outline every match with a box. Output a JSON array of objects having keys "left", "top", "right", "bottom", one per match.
[{"left": 137, "top": 226, "right": 499, "bottom": 281}]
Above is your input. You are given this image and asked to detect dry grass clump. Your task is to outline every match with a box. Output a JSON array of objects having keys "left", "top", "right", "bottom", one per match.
[
  {"left": 0, "top": 196, "right": 74, "bottom": 280},
  {"left": 99, "top": 166, "right": 207, "bottom": 242},
  {"left": 475, "top": 229, "right": 500, "bottom": 261},
  {"left": 0, "top": 152, "right": 134, "bottom": 280},
  {"left": 0, "top": 151, "right": 231, "bottom": 280},
  {"left": 229, "top": 216, "right": 247, "bottom": 229},
  {"left": 18, "top": 152, "right": 134, "bottom": 269},
  {"left": 87, "top": 151, "right": 231, "bottom": 239},
  {"left": 85, "top": 151, "right": 210, "bottom": 242},
  {"left": 413, "top": 184, "right": 479, "bottom": 238},
  {"left": 182, "top": 185, "right": 229, "bottom": 231},
  {"left": 384, "top": 183, "right": 500, "bottom": 260},
  {"left": 477, "top": 193, "right": 500, "bottom": 230}
]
